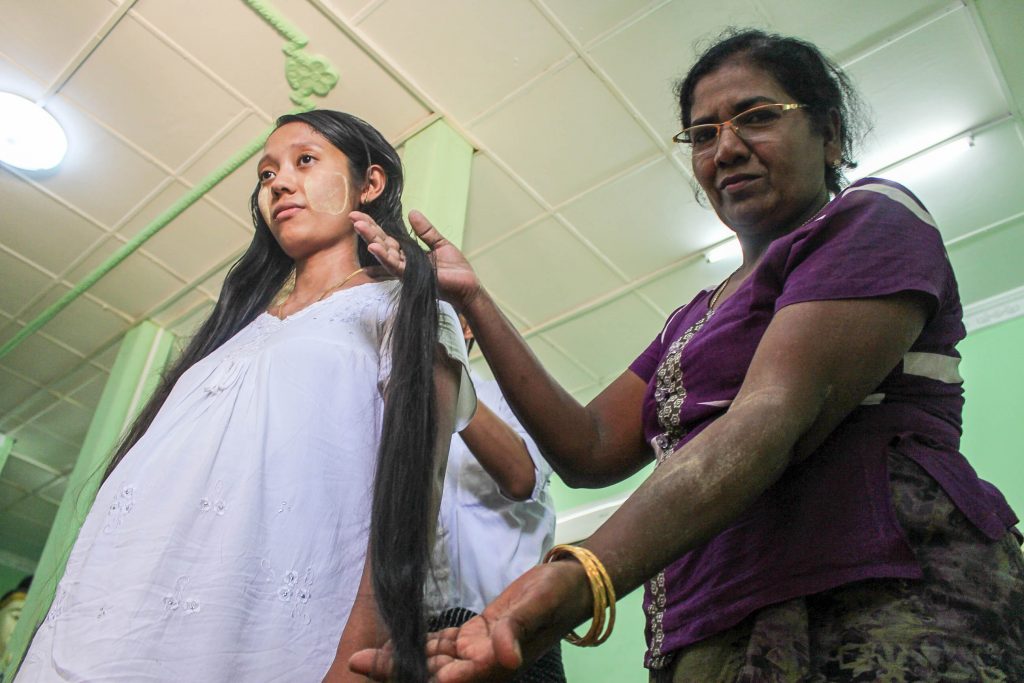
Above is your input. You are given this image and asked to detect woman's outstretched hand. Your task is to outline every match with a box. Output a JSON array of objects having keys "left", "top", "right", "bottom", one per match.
[
  {"left": 351, "top": 209, "right": 482, "bottom": 310},
  {"left": 349, "top": 560, "right": 591, "bottom": 682}
]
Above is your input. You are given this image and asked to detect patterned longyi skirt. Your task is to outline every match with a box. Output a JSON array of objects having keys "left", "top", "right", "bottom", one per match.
[{"left": 652, "top": 452, "right": 1024, "bottom": 683}]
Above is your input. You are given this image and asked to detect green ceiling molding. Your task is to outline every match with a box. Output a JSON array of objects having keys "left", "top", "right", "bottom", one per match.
[{"left": 0, "top": 0, "right": 341, "bottom": 363}]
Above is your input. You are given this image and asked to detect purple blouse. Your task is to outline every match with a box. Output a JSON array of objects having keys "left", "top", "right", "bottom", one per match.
[{"left": 629, "top": 178, "right": 1018, "bottom": 668}]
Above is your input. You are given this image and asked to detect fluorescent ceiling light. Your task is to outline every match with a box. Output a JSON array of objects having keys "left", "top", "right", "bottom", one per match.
[
  {"left": 0, "top": 92, "right": 68, "bottom": 171},
  {"left": 705, "top": 239, "right": 741, "bottom": 263}
]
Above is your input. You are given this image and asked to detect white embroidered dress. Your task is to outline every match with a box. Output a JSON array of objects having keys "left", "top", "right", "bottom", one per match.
[{"left": 18, "top": 280, "right": 473, "bottom": 682}]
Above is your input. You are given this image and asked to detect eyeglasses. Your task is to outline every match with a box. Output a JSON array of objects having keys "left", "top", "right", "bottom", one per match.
[{"left": 673, "top": 103, "right": 807, "bottom": 156}]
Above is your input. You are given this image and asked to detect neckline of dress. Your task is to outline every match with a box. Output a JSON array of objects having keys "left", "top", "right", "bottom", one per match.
[{"left": 261, "top": 279, "right": 396, "bottom": 324}]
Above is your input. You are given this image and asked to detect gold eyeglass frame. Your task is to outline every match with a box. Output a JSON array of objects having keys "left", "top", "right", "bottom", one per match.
[{"left": 672, "top": 103, "right": 807, "bottom": 150}]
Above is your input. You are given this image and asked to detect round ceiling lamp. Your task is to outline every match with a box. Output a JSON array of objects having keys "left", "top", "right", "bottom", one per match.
[{"left": 0, "top": 92, "right": 68, "bottom": 171}]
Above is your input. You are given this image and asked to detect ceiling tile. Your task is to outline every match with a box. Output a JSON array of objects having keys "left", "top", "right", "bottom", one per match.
[
  {"left": 0, "top": 51, "right": 49, "bottom": 101},
  {"left": 132, "top": 0, "right": 292, "bottom": 118},
  {"left": 559, "top": 157, "right": 732, "bottom": 279},
  {"left": 37, "top": 475, "right": 69, "bottom": 504},
  {"left": 589, "top": 0, "right": 768, "bottom": 142},
  {"left": 463, "top": 154, "right": 546, "bottom": 255},
  {"left": 60, "top": 14, "right": 247, "bottom": 169},
  {"left": 17, "top": 286, "right": 131, "bottom": 358},
  {"left": 849, "top": 8, "right": 1008, "bottom": 176},
  {"left": 119, "top": 181, "right": 251, "bottom": 281},
  {"left": 471, "top": 59, "right": 659, "bottom": 206},
  {"left": 0, "top": 332, "right": 83, "bottom": 386},
  {"left": 5, "top": 425, "right": 80, "bottom": 473},
  {"left": 359, "top": 0, "right": 571, "bottom": 122},
  {"left": 0, "top": 480, "right": 26, "bottom": 510},
  {"left": 0, "top": 0, "right": 116, "bottom": 84},
  {"left": 543, "top": 293, "right": 665, "bottom": 382},
  {"left": 178, "top": 112, "right": 270, "bottom": 222},
  {"left": 169, "top": 300, "right": 216, "bottom": 340},
  {"left": 66, "top": 370, "right": 109, "bottom": 411},
  {"left": 975, "top": 0, "right": 1024, "bottom": 115},
  {"left": 0, "top": 368, "right": 40, "bottom": 419},
  {"left": 544, "top": 0, "right": 657, "bottom": 46},
  {"left": 0, "top": 384, "right": 57, "bottom": 433},
  {"left": 150, "top": 289, "right": 214, "bottom": 330},
  {"left": 471, "top": 217, "right": 625, "bottom": 325},
  {"left": 0, "top": 171, "right": 109, "bottom": 276},
  {"left": 637, "top": 257, "right": 737, "bottom": 315},
  {"left": 883, "top": 120, "right": 1024, "bottom": 242},
  {"left": 526, "top": 335, "right": 598, "bottom": 393},
  {"left": 29, "top": 400, "right": 94, "bottom": 446},
  {"left": 760, "top": 0, "right": 948, "bottom": 60},
  {"left": 948, "top": 215, "right": 1024, "bottom": 306},
  {"left": 27, "top": 94, "right": 167, "bottom": 228},
  {"left": 0, "top": 514, "right": 49, "bottom": 561},
  {"left": 273, "top": 0, "right": 434, "bottom": 140},
  {"left": 1, "top": 455, "right": 59, "bottom": 492},
  {"left": 0, "top": 250, "right": 55, "bottom": 318},
  {"left": 66, "top": 241, "right": 185, "bottom": 318},
  {"left": 6, "top": 493, "right": 59, "bottom": 529}
]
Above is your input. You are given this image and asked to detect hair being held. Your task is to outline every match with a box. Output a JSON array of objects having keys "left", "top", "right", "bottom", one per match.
[{"left": 105, "top": 110, "right": 440, "bottom": 681}]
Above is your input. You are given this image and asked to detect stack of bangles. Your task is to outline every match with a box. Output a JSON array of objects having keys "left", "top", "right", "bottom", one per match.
[{"left": 542, "top": 544, "right": 616, "bottom": 646}]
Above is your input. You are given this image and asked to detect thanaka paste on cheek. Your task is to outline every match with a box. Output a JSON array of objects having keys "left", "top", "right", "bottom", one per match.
[
  {"left": 305, "top": 172, "right": 351, "bottom": 216},
  {"left": 258, "top": 185, "right": 272, "bottom": 226}
]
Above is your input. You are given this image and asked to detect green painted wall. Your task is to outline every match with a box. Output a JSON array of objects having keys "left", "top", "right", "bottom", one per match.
[
  {"left": 554, "top": 314, "right": 1024, "bottom": 681},
  {"left": 960, "top": 315, "right": 1024, "bottom": 517}
]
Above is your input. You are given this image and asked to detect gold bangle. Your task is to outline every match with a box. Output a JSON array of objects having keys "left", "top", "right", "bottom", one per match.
[{"left": 542, "top": 544, "right": 616, "bottom": 646}]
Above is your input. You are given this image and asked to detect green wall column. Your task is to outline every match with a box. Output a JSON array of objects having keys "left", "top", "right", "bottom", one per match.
[
  {"left": 401, "top": 119, "right": 474, "bottom": 249},
  {"left": 3, "top": 321, "right": 175, "bottom": 677}
]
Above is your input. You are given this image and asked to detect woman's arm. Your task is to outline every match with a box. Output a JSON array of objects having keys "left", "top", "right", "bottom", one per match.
[
  {"left": 352, "top": 292, "right": 930, "bottom": 682},
  {"left": 325, "top": 352, "right": 462, "bottom": 682},
  {"left": 353, "top": 210, "right": 652, "bottom": 488},
  {"left": 458, "top": 400, "right": 537, "bottom": 501}
]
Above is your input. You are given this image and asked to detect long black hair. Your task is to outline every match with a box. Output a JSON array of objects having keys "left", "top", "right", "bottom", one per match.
[
  {"left": 677, "top": 28, "right": 869, "bottom": 196},
  {"left": 105, "top": 110, "right": 440, "bottom": 681}
]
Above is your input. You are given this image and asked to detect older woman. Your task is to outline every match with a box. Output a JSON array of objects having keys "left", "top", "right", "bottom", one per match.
[{"left": 353, "top": 29, "right": 1023, "bottom": 682}]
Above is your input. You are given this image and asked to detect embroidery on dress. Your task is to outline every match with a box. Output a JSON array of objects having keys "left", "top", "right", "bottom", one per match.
[
  {"left": 103, "top": 483, "right": 136, "bottom": 534},
  {"left": 198, "top": 480, "right": 227, "bottom": 516},
  {"left": 253, "top": 559, "right": 316, "bottom": 625},
  {"left": 646, "top": 308, "right": 716, "bottom": 669}
]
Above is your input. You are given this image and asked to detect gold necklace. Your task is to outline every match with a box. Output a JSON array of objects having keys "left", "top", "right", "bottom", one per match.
[
  {"left": 272, "top": 267, "right": 366, "bottom": 318},
  {"left": 708, "top": 272, "right": 732, "bottom": 311}
]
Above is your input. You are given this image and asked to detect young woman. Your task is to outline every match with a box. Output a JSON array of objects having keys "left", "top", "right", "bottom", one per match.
[{"left": 16, "top": 110, "right": 474, "bottom": 682}]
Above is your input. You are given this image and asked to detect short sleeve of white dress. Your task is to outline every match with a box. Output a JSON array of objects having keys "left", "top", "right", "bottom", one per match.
[{"left": 375, "top": 290, "right": 476, "bottom": 431}]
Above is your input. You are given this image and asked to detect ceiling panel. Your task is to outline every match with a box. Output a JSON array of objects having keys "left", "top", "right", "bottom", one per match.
[
  {"left": 16, "top": 286, "right": 131, "bottom": 356},
  {"left": 589, "top": 0, "right": 767, "bottom": 142},
  {"left": 0, "top": 333, "right": 83, "bottom": 387},
  {"left": 1, "top": 455, "right": 59, "bottom": 492},
  {"left": 0, "top": 249, "right": 55, "bottom": 317},
  {"left": 975, "top": 0, "right": 1024, "bottom": 115},
  {"left": 471, "top": 216, "right": 625, "bottom": 326},
  {"left": 849, "top": 7, "right": 1008, "bottom": 177},
  {"left": 0, "top": 368, "right": 40, "bottom": 418},
  {"left": 0, "top": 170, "right": 109, "bottom": 276},
  {"left": 65, "top": 244, "right": 184, "bottom": 318},
  {"left": 60, "top": 14, "right": 247, "bottom": 170},
  {"left": 119, "top": 181, "right": 252, "bottom": 281},
  {"left": 358, "top": 0, "right": 571, "bottom": 123},
  {"left": 559, "top": 157, "right": 731, "bottom": 279},
  {"left": 28, "top": 400, "right": 94, "bottom": 446},
  {"left": 471, "top": 59, "right": 659, "bottom": 206},
  {"left": 28, "top": 94, "right": 167, "bottom": 228},
  {"left": 543, "top": 0, "right": 656, "bottom": 47},
  {"left": 274, "top": 0, "right": 435, "bottom": 140},
  {"left": 5, "top": 425, "right": 82, "bottom": 473},
  {"left": 760, "top": 0, "right": 949, "bottom": 60},
  {"left": 525, "top": 335, "right": 599, "bottom": 394},
  {"left": 884, "top": 119, "right": 1024, "bottom": 242},
  {"left": 463, "top": 154, "right": 546, "bottom": 255},
  {"left": 948, "top": 214, "right": 1024, "bottom": 305},
  {"left": 0, "top": 52, "right": 48, "bottom": 102},
  {"left": 132, "top": 0, "right": 295, "bottom": 119},
  {"left": 179, "top": 112, "right": 270, "bottom": 221},
  {"left": 0, "top": 0, "right": 116, "bottom": 85},
  {"left": 543, "top": 293, "right": 665, "bottom": 382}
]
